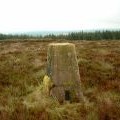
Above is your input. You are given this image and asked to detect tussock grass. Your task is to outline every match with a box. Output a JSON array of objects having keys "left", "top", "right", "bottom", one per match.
[{"left": 0, "top": 40, "right": 120, "bottom": 119}]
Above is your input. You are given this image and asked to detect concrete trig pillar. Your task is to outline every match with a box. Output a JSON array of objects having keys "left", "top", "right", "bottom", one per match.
[{"left": 47, "top": 43, "right": 83, "bottom": 103}]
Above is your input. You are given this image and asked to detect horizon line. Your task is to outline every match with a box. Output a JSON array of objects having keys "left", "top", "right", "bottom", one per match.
[{"left": 0, "top": 28, "right": 120, "bottom": 35}]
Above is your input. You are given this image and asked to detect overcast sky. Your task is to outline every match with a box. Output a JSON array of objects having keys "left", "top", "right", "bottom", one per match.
[{"left": 0, "top": 0, "right": 120, "bottom": 33}]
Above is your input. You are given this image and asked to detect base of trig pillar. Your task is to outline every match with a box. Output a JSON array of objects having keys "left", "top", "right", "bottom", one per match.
[{"left": 47, "top": 43, "right": 83, "bottom": 103}]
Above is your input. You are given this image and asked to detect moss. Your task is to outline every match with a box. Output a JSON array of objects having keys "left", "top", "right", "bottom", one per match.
[{"left": 42, "top": 75, "right": 54, "bottom": 96}]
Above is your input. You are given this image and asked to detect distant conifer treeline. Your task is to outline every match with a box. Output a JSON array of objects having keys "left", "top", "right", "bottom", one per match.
[{"left": 0, "top": 30, "right": 120, "bottom": 40}]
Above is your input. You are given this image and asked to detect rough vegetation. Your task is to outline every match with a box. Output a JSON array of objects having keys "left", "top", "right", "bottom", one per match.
[{"left": 0, "top": 40, "right": 120, "bottom": 120}]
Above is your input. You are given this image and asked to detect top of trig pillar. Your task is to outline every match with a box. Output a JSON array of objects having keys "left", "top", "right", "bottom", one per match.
[{"left": 48, "top": 43, "right": 74, "bottom": 46}]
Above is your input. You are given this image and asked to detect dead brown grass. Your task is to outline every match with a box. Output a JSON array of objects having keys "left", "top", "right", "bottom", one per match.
[{"left": 0, "top": 40, "right": 120, "bottom": 120}]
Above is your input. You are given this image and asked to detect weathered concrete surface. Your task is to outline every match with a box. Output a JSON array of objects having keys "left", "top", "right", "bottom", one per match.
[{"left": 47, "top": 43, "right": 83, "bottom": 103}]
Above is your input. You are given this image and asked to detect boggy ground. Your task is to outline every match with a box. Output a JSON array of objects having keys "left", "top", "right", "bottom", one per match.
[{"left": 0, "top": 40, "right": 120, "bottom": 120}]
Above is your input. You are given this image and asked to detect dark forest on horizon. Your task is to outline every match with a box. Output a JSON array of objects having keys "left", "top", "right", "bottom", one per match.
[{"left": 0, "top": 30, "right": 120, "bottom": 40}]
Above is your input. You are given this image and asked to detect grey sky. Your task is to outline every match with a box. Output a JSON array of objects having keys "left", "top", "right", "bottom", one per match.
[{"left": 0, "top": 0, "right": 120, "bottom": 33}]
